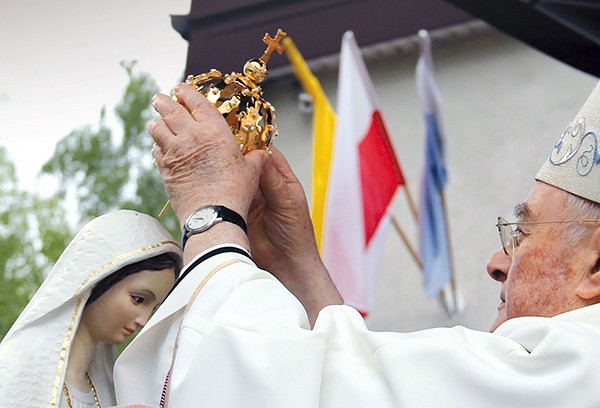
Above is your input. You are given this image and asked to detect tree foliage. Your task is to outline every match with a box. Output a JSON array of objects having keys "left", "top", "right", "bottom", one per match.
[
  {"left": 0, "top": 61, "right": 180, "bottom": 339},
  {"left": 0, "top": 147, "right": 71, "bottom": 335},
  {"left": 41, "top": 60, "right": 180, "bottom": 234}
]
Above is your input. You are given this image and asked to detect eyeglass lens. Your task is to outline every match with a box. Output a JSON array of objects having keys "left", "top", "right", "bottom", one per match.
[{"left": 497, "top": 217, "right": 514, "bottom": 256}]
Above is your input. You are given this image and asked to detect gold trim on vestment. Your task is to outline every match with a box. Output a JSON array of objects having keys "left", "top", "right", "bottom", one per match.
[
  {"left": 160, "top": 259, "right": 244, "bottom": 407},
  {"left": 50, "top": 298, "right": 82, "bottom": 408}
]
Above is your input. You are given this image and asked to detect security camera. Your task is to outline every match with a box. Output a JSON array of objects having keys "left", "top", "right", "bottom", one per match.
[{"left": 297, "top": 91, "right": 313, "bottom": 114}]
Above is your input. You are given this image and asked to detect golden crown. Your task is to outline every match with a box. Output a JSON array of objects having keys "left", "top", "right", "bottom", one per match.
[{"left": 184, "top": 29, "right": 286, "bottom": 155}]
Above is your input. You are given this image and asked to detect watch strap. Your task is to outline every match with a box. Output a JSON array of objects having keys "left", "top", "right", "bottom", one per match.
[
  {"left": 182, "top": 205, "right": 247, "bottom": 248},
  {"left": 217, "top": 205, "right": 248, "bottom": 233}
]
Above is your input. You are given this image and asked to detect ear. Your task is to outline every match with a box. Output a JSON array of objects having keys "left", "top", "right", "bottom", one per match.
[{"left": 576, "top": 227, "right": 600, "bottom": 301}]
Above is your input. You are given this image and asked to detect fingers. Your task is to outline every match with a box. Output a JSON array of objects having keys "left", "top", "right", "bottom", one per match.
[
  {"left": 245, "top": 149, "right": 270, "bottom": 191},
  {"left": 260, "top": 147, "right": 306, "bottom": 206},
  {"left": 173, "top": 84, "right": 225, "bottom": 125},
  {"left": 269, "top": 147, "right": 301, "bottom": 186},
  {"left": 148, "top": 116, "right": 173, "bottom": 148},
  {"left": 147, "top": 86, "right": 208, "bottom": 145},
  {"left": 151, "top": 143, "right": 164, "bottom": 167},
  {"left": 259, "top": 150, "right": 283, "bottom": 191},
  {"left": 150, "top": 93, "right": 190, "bottom": 137},
  {"left": 149, "top": 84, "right": 240, "bottom": 156}
]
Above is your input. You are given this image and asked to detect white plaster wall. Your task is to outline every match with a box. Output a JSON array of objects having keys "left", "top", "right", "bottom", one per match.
[{"left": 262, "top": 27, "right": 597, "bottom": 332}]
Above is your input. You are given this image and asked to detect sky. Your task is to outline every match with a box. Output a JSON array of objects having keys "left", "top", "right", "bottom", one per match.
[{"left": 1, "top": 0, "right": 191, "bottom": 192}]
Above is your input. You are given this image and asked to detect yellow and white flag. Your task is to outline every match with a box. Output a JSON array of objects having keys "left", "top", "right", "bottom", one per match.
[{"left": 283, "top": 37, "right": 336, "bottom": 250}]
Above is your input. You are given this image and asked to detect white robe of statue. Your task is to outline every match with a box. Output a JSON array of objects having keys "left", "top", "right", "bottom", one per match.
[{"left": 0, "top": 210, "right": 182, "bottom": 408}]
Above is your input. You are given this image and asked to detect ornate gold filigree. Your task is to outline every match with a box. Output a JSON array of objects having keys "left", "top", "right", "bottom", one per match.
[{"left": 183, "top": 29, "right": 286, "bottom": 155}]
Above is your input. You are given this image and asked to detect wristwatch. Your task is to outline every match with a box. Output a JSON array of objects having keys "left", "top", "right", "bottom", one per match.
[{"left": 182, "top": 205, "right": 247, "bottom": 248}]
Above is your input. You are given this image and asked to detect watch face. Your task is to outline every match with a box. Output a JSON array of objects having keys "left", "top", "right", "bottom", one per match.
[{"left": 187, "top": 206, "right": 218, "bottom": 231}]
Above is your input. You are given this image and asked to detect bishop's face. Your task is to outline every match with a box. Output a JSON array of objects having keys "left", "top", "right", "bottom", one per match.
[
  {"left": 81, "top": 268, "right": 175, "bottom": 344},
  {"left": 486, "top": 182, "right": 593, "bottom": 332}
]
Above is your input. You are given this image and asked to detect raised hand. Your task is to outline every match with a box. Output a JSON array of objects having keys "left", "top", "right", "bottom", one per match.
[{"left": 248, "top": 147, "right": 343, "bottom": 325}]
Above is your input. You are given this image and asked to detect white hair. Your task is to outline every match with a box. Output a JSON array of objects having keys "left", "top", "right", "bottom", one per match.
[{"left": 564, "top": 192, "right": 600, "bottom": 245}]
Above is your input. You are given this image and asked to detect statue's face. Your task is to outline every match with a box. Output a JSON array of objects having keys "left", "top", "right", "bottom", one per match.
[{"left": 81, "top": 268, "right": 175, "bottom": 344}]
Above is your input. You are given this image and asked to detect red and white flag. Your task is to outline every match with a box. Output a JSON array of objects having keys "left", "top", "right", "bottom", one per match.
[{"left": 322, "top": 31, "right": 405, "bottom": 315}]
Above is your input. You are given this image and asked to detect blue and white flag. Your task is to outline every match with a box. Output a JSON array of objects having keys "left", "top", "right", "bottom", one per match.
[{"left": 416, "top": 30, "right": 454, "bottom": 302}]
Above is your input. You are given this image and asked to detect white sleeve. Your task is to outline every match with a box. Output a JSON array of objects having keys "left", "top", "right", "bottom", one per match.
[{"left": 167, "top": 259, "right": 600, "bottom": 408}]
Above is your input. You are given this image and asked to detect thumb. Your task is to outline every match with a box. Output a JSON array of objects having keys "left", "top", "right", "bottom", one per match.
[
  {"left": 245, "top": 149, "right": 270, "bottom": 182},
  {"left": 258, "top": 148, "right": 290, "bottom": 203},
  {"left": 268, "top": 146, "right": 300, "bottom": 185}
]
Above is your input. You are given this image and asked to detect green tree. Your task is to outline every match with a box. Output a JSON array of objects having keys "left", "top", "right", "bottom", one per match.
[
  {"left": 41, "top": 60, "right": 180, "bottom": 236},
  {"left": 0, "top": 147, "right": 71, "bottom": 336}
]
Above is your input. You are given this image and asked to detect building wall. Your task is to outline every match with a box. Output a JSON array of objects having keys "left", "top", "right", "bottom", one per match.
[{"left": 258, "top": 27, "right": 597, "bottom": 332}]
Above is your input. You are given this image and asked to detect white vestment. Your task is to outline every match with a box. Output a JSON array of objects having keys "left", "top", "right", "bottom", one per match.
[
  {"left": 0, "top": 210, "right": 182, "bottom": 407},
  {"left": 115, "top": 246, "right": 600, "bottom": 407}
]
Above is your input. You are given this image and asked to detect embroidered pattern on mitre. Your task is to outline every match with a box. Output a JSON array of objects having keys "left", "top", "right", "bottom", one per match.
[{"left": 536, "top": 81, "right": 600, "bottom": 204}]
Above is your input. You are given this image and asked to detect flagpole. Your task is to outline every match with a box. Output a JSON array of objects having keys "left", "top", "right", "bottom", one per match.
[
  {"left": 391, "top": 214, "right": 452, "bottom": 317},
  {"left": 403, "top": 184, "right": 419, "bottom": 221},
  {"left": 391, "top": 216, "right": 421, "bottom": 269},
  {"left": 440, "top": 190, "right": 459, "bottom": 315}
]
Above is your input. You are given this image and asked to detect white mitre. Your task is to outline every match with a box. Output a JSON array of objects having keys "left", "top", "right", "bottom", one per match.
[
  {"left": 536, "top": 80, "right": 600, "bottom": 203},
  {"left": 0, "top": 210, "right": 182, "bottom": 408}
]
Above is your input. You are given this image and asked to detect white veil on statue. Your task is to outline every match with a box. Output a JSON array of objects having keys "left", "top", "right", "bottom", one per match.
[{"left": 0, "top": 210, "right": 182, "bottom": 407}]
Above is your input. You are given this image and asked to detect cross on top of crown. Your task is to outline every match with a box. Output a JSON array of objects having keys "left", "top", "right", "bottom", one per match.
[{"left": 259, "top": 29, "right": 287, "bottom": 64}]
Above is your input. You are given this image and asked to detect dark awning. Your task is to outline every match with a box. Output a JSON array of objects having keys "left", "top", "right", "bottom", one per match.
[
  {"left": 171, "top": 0, "right": 473, "bottom": 78},
  {"left": 444, "top": 0, "right": 600, "bottom": 77}
]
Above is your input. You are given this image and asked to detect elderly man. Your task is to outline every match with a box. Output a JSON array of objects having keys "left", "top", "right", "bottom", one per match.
[{"left": 114, "top": 81, "right": 600, "bottom": 407}]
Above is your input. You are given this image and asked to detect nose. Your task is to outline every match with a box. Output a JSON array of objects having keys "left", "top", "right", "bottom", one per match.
[
  {"left": 134, "top": 308, "right": 153, "bottom": 329},
  {"left": 486, "top": 247, "right": 510, "bottom": 282}
]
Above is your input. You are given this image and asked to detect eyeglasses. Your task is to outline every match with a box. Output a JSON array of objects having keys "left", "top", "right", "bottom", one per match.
[{"left": 496, "top": 216, "right": 600, "bottom": 257}]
